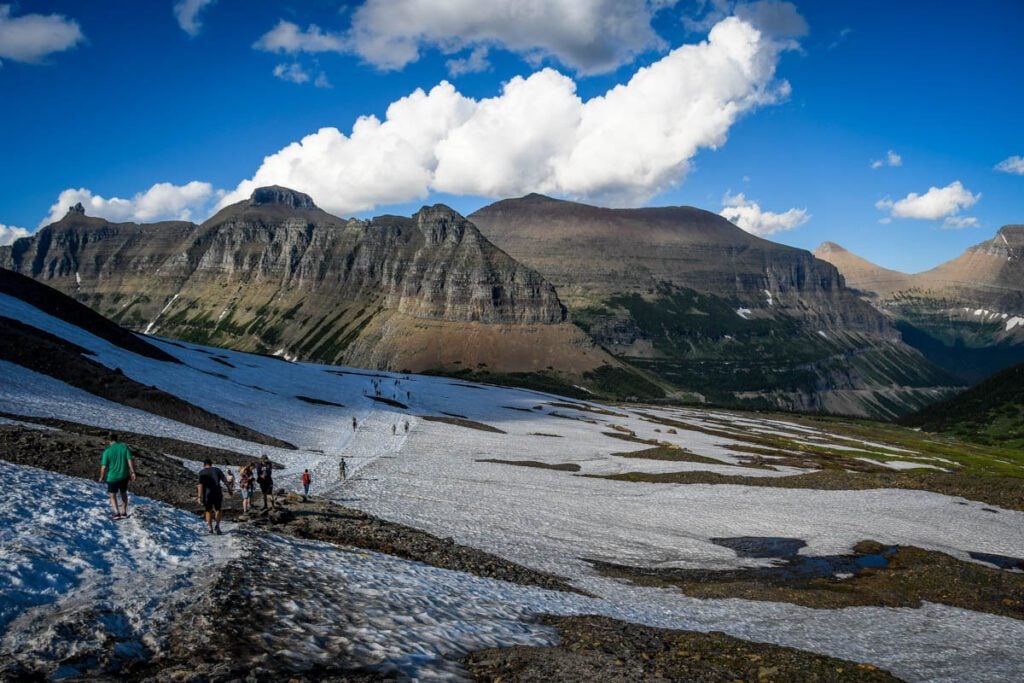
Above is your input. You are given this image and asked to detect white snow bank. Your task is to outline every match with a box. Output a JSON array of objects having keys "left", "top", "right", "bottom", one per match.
[{"left": 0, "top": 460, "right": 236, "bottom": 673}]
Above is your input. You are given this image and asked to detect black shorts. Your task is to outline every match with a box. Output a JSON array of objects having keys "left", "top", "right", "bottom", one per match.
[
  {"left": 204, "top": 495, "right": 223, "bottom": 512},
  {"left": 107, "top": 478, "right": 129, "bottom": 495},
  {"left": 259, "top": 479, "right": 273, "bottom": 494}
]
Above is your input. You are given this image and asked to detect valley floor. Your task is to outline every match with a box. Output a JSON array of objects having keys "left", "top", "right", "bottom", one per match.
[{"left": 2, "top": 289, "right": 1024, "bottom": 681}]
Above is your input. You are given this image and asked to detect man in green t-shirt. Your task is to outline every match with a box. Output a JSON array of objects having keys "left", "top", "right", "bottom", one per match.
[{"left": 99, "top": 433, "right": 136, "bottom": 519}]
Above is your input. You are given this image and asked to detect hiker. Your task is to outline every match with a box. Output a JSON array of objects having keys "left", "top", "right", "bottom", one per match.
[
  {"left": 301, "top": 469, "right": 311, "bottom": 498},
  {"left": 256, "top": 455, "right": 276, "bottom": 510},
  {"left": 392, "top": 424, "right": 396, "bottom": 435},
  {"left": 403, "top": 420, "right": 409, "bottom": 433},
  {"left": 238, "top": 463, "right": 255, "bottom": 514},
  {"left": 99, "top": 433, "right": 136, "bottom": 520},
  {"left": 352, "top": 416, "right": 357, "bottom": 430},
  {"left": 225, "top": 468, "right": 236, "bottom": 494},
  {"left": 339, "top": 458, "right": 347, "bottom": 481},
  {"left": 197, "top": 458, "right": 230, "bottom": 535}
]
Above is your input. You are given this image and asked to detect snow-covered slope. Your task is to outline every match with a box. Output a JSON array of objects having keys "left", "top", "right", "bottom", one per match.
[{"left": 3, "top": 288, "right": 1024, "bottom": 681}]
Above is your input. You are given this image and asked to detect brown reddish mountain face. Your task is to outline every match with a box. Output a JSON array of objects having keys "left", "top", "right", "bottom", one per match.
[
  {"left": 1, "top": 187, "right": 613, "bottom": 386},
  {"left": 814, "top": 227, "right": 1024, "bottom": 383},
  {"left": 470, "top": 194, "right": 958, "bottom": 417}
]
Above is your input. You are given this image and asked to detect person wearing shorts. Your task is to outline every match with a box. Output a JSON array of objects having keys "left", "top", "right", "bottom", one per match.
[
  {"left": 99, "top": 434, "right": 136, "bottom": 520},
  {"left": 256, "top": 455, "right": 275, "bottom": 510},
  {"left": 197, "top": 458, "right": 229, "bottom": 535}
]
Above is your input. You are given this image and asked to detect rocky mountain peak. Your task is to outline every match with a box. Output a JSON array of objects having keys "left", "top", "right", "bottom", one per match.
[
  {"left": 248, "top": 186, "right": 317, "bottom": 210},
  {"left": 815, "top": 241, "right": 846, "bottom": 254},
  {"left": 67, "top": 202, "right": 85, "bottom": 216},
  {"left": 415, "top": 204, "right": 468, "bottom": 244}
]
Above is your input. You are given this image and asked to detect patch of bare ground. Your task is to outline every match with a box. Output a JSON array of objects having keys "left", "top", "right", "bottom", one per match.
[
  {"left": 368, "top": 395, "right": 409, "bottom": 409},
  {"left": 296, "top": 395, "right": 345, "bottom": 407},
  {"left": 546, "top": 402, "right": 629, "bottom": 417},
  {"left": 614, "top": 445, "right": 762, "bottom": 468},
  {"left": 0, "top": 315, "right": 295, "bottom": 449},
  {"left": 590, "top": 469, "right": 1024, "bottom": 513},
  {"left": 530, "top": 432, "right": 563, "bottom": 437},
  {"left": 477, "top": 458, "right": 581, "bottom": 472},
  {"left": 591, "top": 540, "right": 1024, "bottom": 620},
  {"left": 462, "top": 615, "right": 900, "bottom": 683},
  {"left": 420, "top": 415, "right": 506, "bottom": 433}
]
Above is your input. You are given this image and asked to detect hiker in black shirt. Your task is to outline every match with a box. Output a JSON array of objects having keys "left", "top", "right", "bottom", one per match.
[{"left": 197, "top": 458, "right": 230, "bottom": 535}]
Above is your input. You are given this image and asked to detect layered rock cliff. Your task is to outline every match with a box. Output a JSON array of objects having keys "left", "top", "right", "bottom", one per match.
[
  {"left": 470, "top": 194, "right": 958, "bottom": 417},
  {"left": 1, "top": 188, "right": 608, "bottom": 379}
]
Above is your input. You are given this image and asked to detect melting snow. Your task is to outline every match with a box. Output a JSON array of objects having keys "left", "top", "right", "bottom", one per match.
[{"left": 4, "top": 291, "right": 1024, "bottom": 680}]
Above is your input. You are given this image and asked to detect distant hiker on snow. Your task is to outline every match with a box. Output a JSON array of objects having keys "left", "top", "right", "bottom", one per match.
[
  {"left": 301, "top": 469, "right": 311, "bottom": 498},
  {"left": 238, "top": 463, "right": 255, "bottom": 514},
  {"left": 256, "top": 455, "right": 276, "bottom": 510},
  {"left": 339, "top": 458, "right": 347, "bottom": 481},
  {"left": 197, "top": 458, "right": 230, "bottom": 535},
  {"left": 352, "top": 416, "right": 357, "bottom": 430},
  {"left": 99, "top": 433, "right": 136, "bottom": 520}
]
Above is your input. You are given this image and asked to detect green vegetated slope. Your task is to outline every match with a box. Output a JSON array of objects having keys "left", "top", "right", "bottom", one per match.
[{"left": 901, "top": 363, "right": 1024, "bottom": 449}]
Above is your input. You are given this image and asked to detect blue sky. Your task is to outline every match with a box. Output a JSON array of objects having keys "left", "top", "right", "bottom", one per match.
[{"left": 1, "top": 0, "right": 1022, "bottom": 273}]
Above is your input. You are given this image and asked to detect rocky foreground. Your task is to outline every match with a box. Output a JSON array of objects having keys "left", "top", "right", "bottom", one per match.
[{"left": 0, "top": 421, "right": 904, "bottom": 681}]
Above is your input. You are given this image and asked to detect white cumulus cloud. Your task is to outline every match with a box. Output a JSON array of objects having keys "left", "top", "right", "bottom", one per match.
[
  {"left": 272, "top": 62, "right": 331, "bottom": 88},
  {"left": 719, "top": 192, "right": 809, "bottom": 236},
  {"left": 995, "top": 155, "right": 1024, "bottom": 175},
  {"left": 225, "top": 12, "right": 799, "bottom": 215},
  {"left": 942, "top": 216, "right": 979, "bottom": 230},
  {"left": 343, "top": 0, "right": 673, "bottom": 75},
  {"left": 0, "top": 223, "right": 30, "bottom": 246},
  {"left": 174, "top": 0, "right": 216, "bottom": 37},
  {"left": 0, "top": 4, "right": 84, "bottom": 63},
  {"left": 253, "top": 20, "right": 345, "bottom": 54},
  {"left": 875, "top": 181, "right": 980, "bottom": 221},
  {"left": 871, "top": 150, "right": 902, "bottom": 169},
  {"left": 40, "top": 182, "right": 221, "bottom": 228}
]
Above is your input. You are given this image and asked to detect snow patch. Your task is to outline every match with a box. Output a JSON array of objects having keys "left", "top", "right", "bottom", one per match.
[
  {"left": 1006, "top": 316, "right": 1024, "bottom": 331},
  {"left": 763, "top": 289, "right": 774, "bottom": 306},
  {"left": 736, "top": 307, "right": 751, "bottom": 319}
]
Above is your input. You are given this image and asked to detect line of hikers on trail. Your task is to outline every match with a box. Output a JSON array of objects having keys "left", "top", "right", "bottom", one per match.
[{"left": 99, "top": 435, "right": 325, "bottom": 532}]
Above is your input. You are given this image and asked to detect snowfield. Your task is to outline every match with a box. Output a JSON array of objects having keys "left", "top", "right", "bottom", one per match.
[{"left": 3, "top": 290, "right": 1024, "bottom": 681}]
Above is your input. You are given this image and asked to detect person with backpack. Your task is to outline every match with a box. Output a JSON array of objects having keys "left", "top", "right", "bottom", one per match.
[
  {"left": 256, "top": 455, "right": 275, "bottom": 510},
  {"left": 197, "top": 458, "right": 230, "bottom": 535},
  {"left": 301, "top": 469, "right": 311, "bottom": 498},
  {"left": 98, "top": 433, "right": 136, "bottom": 520}
]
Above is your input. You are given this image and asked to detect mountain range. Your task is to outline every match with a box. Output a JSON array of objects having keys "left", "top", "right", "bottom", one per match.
[
  {"left": 1, "top": 186, "right": 976, "bottom": 417},
  {"left": 815, "top": 228, "right": 1024, "bottom": 383}
]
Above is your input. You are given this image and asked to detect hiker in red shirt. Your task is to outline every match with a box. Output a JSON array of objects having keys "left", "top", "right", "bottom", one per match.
[{"left": 301, "top": 469, "right": 311, "bottom": 499}]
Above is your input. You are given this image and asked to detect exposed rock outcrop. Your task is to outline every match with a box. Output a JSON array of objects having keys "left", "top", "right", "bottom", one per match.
[{"left": 0, "top": 188, "right": 604, "bottom": 378}]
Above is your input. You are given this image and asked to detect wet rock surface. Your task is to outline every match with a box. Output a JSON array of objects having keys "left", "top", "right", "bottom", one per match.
[{"left": 462, "top": 615, "right": 901, "bottom": 682}]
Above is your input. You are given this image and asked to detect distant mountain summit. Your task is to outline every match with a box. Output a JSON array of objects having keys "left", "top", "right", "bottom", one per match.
[
  {"left": 470, "top": 194, "right": 956, "bottom": 417},
  {"left": 815, "top": 229, "right": 1024, "bottom": 383},
  {"left": 0, "top": 187, "right": 614, "bottom": 386}
]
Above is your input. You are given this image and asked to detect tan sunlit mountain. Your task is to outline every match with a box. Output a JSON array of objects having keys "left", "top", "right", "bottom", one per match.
[{"left": 814, "top": 226, "right": 1024, "bottom": 383}]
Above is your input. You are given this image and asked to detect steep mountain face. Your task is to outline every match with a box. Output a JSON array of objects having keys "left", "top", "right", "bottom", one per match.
[
  {"left": 1, "top": 187, "right": 612, "bottom": 381},
  {"left": 815, "top": 228, "right": 1024, "bottom": 383},
  {"left": 470, "top": 194, "right": 958, "bottom": 417}
]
